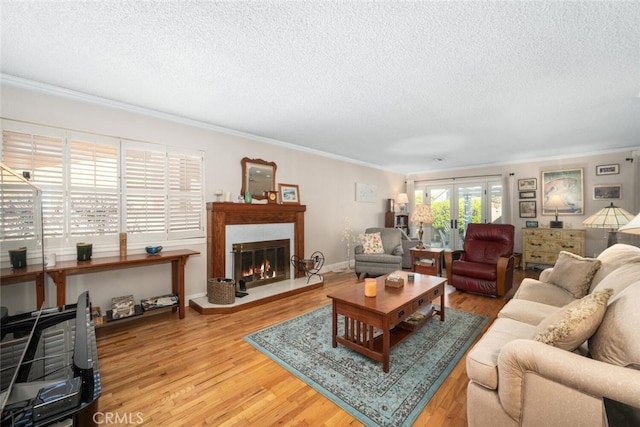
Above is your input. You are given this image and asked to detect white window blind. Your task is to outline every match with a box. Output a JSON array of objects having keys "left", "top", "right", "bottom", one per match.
[
  {"left": 2, "top": 120, "right": 205, "bottom": 248},
  {"left": 167, "top": 151, "right": 204, "bottom": 238},
  {"left": 1, "top": 124, "right": 65, "bottom": 239},
  {"left": 123, "top": 143, "right": 204, "bottom": 240},
  {"left": 68, "top": 132, "right": 119, "bottom": 237},
  {"left": 123, "top": 144, "right": 167, "bottom": 237},
  {"left": 0, "top": 167, "right": 40, "bottom": 242}
]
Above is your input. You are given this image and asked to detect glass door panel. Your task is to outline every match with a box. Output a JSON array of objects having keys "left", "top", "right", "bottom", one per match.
[
  {"left": 427, "top": 187, "right": 451, "bottom": 249},
  {"left": 456, "top": 184, "right": 484, "bottom": 246},
  {"left": 489, "top": 181, "right": 504, "bottom": 223},
  {"left": 422, "top": 180, "right": 501, "bottom": 250}
]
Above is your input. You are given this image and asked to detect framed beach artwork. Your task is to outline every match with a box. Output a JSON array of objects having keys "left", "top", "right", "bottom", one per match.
[
  {"left": 541, "top": 168, "right": 584, "bottom": 215},
  {"left": 278, "top": 183, "right": 300, "bottom": 204}
]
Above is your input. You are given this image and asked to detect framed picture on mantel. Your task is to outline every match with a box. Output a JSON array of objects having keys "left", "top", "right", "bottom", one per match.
[{"left": 279, "top": 183, "right": 300, "bottom": 204}]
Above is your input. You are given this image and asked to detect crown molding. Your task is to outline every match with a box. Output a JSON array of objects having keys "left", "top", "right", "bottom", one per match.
[{"left": 1, "top": 74, "right": 395, "bottom": 173}]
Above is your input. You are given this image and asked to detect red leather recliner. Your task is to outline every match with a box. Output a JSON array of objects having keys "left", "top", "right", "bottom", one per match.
[{"left": 445, "top": 223, "right": 515, "bottom": 297}]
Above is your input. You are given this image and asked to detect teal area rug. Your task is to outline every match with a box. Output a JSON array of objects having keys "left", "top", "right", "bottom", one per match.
[{"left": 244, "top": 304, "right": 488, "bottom": 426}]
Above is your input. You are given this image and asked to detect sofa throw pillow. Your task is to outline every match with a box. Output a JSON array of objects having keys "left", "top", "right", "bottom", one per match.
[
  {"left": 589, "top": 283, "right": 640, "bottom": 368},
  {"left": 534, "top": 288, "right": 613, "bottom": 351},
  {"left": 361, "top": 232, "right": 384, "bottom": 254},
  {"left": 547, "top": 251, "right": 602, "bottom": 299}
]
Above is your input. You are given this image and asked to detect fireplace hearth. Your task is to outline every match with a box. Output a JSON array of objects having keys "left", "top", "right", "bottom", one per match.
[{"left": 232, "top": 239, "right": 290, "bottom": 289}]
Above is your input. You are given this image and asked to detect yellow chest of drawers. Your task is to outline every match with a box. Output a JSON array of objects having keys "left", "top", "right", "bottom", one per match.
[{"left": 522, "top": 228, "right": 585, "bottom": 269}]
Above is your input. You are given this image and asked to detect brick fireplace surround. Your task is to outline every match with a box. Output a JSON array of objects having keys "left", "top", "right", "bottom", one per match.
[{"left": 189, "top": 202, "right": 322, "bottom": 314}]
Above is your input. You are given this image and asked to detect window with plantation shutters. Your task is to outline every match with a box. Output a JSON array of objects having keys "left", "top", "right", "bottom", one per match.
[
  {"left": 123, "top": 144, "right": 167, "bottom": 237},
  {"left": 167, "top": 151, "right": 204, "bottom": 238},
  {"left": 68, "top": 132, "right": 119, "bottom": 237},
  {"left": 1, "top": 119, "right": 205, "bottom": 250},
  {"left": 123, "top": 143, "right": 204, "bottom": 240},
  {"left": 0, "top": 165, "right": 41, "bottom": 243},
  {"left": 1, "top": 123, "right": 65, "bottom": 239}
]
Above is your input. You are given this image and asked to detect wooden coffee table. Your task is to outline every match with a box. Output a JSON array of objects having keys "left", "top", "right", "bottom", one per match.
[{"left": 327, "top": 271, "right": 445, "bottom": 372}]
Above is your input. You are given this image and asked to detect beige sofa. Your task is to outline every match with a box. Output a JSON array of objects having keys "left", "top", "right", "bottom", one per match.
[{"left": 466, "top": 243, "right": 640, "bottom": 427}]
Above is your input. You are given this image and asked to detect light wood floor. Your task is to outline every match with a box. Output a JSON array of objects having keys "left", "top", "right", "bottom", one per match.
[{"left": 96, "top": 269, "right": 538, "bottom": 426}]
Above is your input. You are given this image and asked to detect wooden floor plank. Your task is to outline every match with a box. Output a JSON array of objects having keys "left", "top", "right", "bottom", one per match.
[{"left": 96, "top": 269, "right": 537, "bottom": 426}]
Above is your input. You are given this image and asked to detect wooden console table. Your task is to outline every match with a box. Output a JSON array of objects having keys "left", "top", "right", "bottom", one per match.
[
  {"left": 1, "top": 264, "right": 46, "bottom": 309},
  {"left": 46, "top": 249, "right": 199, "bottom": 319}
]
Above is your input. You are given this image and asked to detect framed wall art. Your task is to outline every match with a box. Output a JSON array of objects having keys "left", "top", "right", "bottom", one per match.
[
  {"left": 355, "top": 182, "right": 378, "bottom": 202},
  {"left": 519, "top": 201, "right": 536, "bottom": 218},
  {"left": 593, "top": 184, "right": 621, "bottom": 200},
  {"left": 541, "top": 168, "right": 584, "bottom": 215},
  {"left": 278, "top": 183, "right": 300, "bottom": 204},
  {"left": 519, "top": 191, "right": 536, "bottom": 199},
  {"left": 518, "top": 178, "right": 537, "bottom": 191},
  {"left": 596, "top": 164, "right": 619, "bottom": 176}
]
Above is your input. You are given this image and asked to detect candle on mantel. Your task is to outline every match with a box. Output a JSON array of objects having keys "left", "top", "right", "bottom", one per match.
[{"left": 364, "top": 278, "right": 377, "bottom": 297}]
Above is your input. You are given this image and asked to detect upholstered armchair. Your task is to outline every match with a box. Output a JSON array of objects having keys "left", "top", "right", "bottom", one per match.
[
  {"left": 354, "top": 227, "right": 403, "bottom": 279},
  {"left": 399, "top": 228, "right": 419, "bottom": 269},
  {"left": 444, "top": 223, "right": 515, "bottom": 297}
]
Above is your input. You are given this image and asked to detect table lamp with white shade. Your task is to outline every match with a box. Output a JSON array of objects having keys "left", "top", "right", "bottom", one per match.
[
  {"left": 411, "top": 204, "right": 433, "bottom": 250},
  {"left": 397, "top": 193, "right": 409, "bottom": 214},
  {"left": 546, "top": 194, "right": 570, "bottom": 228},
  {"left": 618, "top": 212, "right": 640, "bottom": 235},
  {"left": 582, "top": 202, "right": 636, "bottom": 246}
]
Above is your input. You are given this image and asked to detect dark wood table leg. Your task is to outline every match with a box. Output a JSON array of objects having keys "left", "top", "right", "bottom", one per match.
[
  {"left": 331, "top": 301, "right": 338, "bottom": 348},
  {"left": 439, "top": 284, "right": 445, "bottom": 321},
  {"left": 382, "top": 316, "right": 390, "bottom": 373},
  {"left": 171, "top": 257, "right": 186, "bottom": 319}
]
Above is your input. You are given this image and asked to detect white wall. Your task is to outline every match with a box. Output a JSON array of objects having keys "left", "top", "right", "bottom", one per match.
[
  {"left": 3, "top": 81, "right": 638, "bottom": 314},
  {"left": 0, "top": 83, "right": 406, "bottom": 313},
  {"left": 408, "top": 150, "right": 640, "bottom": 259}
]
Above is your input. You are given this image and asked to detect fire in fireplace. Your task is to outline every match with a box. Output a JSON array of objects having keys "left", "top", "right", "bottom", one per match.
[{"left": 232, "top": 239, "right": 290, "bottom": 289}]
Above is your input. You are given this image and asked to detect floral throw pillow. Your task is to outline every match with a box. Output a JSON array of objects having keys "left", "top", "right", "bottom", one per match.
[
  {"left": 534, "top": 288, "right": 613, "bottom": 351},
  {"left": 361, "top": 233, "right": 384, "bottom": 254}
]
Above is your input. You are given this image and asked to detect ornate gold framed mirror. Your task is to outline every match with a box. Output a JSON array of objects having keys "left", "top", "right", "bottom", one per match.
[{"left": 241, "top": 157, "right": 277, "bottom": 200}]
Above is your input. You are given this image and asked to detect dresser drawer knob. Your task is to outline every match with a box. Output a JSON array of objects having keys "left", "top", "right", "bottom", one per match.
[
  {"left": 418, "top": 298, "right": 424, "bottom": 305},
  {"left": 398, "top": 310, "right": 405, "bottom": 318}
]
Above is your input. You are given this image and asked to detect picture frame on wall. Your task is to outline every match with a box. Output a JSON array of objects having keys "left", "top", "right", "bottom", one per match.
[
  {"left": 593, "top": 184, "right": 621, "bottom": 200},
  {"left": 519, "top": 191, "right": 536, "bottom": 199},
  {"left": 518, "top": 178, "right": 537, "bottom": 191},
  {"left": 278, "top": 183, "right": 300, "bottom": 204},
  {"left": 541, "top": 168, "right": 584, "bottom": 215},
  {"left": 519, "top": 201, "right": 536, "bottom": 218},
  {"left": 596, "top": 164, "right": 619, "bottom": 176},
  {"left": 355, "top": 182, "right": 378, "bottom": 203}
]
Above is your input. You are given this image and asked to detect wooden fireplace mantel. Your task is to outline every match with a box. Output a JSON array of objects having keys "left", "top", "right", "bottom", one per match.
[{"left": 206, "top": 202, "right": 306, "bottom": 280}]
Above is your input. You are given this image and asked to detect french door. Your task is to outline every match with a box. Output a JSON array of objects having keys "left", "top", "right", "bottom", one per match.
[{"left": 419, "top": 180, "right": 503, "bottom": 250}]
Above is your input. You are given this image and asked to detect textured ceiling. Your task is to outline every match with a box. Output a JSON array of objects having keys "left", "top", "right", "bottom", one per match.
[{"left": 1, "top": 1, "right": 639, "bottom": 174}]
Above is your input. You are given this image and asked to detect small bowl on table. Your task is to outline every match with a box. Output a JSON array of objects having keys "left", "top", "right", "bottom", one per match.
[{"left": 145, "top": 246, "right": 163, "bottom": 255}]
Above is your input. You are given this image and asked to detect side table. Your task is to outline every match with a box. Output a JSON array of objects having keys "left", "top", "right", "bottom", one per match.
[{"left": 410, "top": 247, "right": 444, "bottom": 277}]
